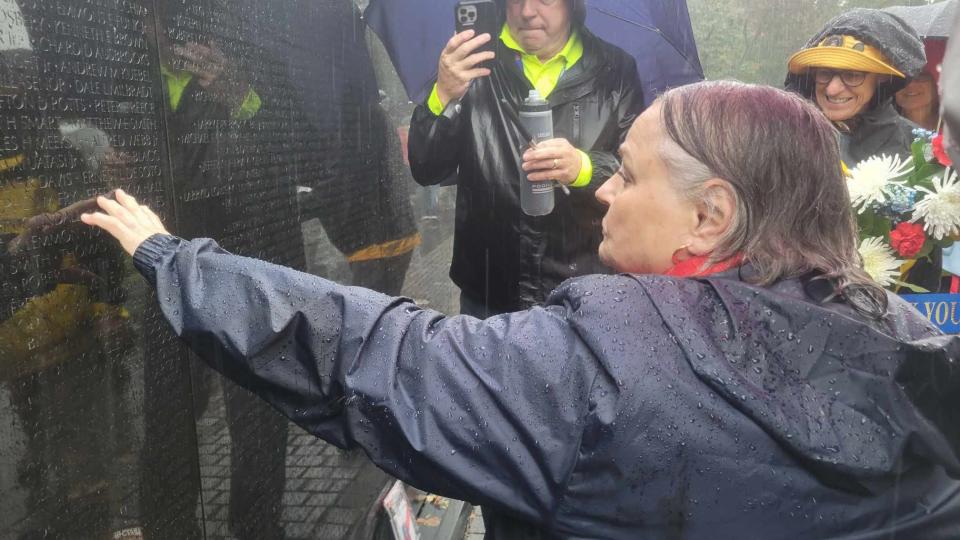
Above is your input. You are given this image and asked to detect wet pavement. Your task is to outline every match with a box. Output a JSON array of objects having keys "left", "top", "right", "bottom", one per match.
[{"left": 197, "top": 387, "right": 382, "bottom": 539}]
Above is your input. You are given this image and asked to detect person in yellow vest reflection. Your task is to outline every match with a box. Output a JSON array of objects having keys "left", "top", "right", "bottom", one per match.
[
  {"left": 159, "top": 17, "right": 420, "bottom": 298},
  {"left": 150, "top": 8, "right": 294, "bottom": 537}
]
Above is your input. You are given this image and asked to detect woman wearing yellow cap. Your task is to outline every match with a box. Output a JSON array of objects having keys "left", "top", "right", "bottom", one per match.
[{"left": 785, "top": 9, "right": 927, "bottom": 165}]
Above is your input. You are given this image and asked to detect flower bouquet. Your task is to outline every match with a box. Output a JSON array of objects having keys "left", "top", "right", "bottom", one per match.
[{"left": 848, "top": 129, "right": 959, "bottom": 292}]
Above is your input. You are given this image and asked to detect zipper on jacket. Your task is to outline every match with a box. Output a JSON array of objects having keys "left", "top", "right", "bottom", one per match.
[{"left": 572, "top": 102, "right": 581, "bottom": 144}]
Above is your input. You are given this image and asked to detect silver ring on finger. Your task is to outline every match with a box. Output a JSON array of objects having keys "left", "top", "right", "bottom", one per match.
[{"left": 552, "top": 158, "right": 559, "bottom": 170}]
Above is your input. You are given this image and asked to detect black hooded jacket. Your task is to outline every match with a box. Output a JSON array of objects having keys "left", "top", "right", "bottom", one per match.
[
  {"left": 839, "top": 102, "right": 918, "bottom": 165},
  {"left": 134, "top": 233, "right": 960, "bottom": 538},
  {"left": 408, "top": 28, "right": 643, "bottom": 312},
  {"left": 785, "top": 9, "right": 926, "bottom": 165}
]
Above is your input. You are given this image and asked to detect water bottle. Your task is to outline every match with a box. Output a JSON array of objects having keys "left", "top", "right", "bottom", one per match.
[{"left": 519, "top": 90, "right": 555, "bottom": 216}]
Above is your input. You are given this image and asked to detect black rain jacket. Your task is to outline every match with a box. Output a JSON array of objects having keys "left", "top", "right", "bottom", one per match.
[
  {"left": 134, "top": 234, "right": 960, "bottom": 539},
  {"left": 408, "top": 28, "right": 643, "bottom": 312}
]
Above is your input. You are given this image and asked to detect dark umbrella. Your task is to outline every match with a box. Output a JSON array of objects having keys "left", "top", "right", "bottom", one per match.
[
  {"left": 364, "top": 0, "right": 703, "bottom": 106},
  {"left": 885, "top": 0, "right": 957, "bottom": 40}
]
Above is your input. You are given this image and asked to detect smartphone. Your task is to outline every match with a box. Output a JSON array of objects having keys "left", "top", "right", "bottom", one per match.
[{"left": 455, "top": 0, "right": 499, "bottom": 68}]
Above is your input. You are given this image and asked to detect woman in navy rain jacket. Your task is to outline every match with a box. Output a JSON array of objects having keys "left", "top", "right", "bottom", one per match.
[{"left": 80, "top": 81, "right": 960, "bottom": 539}]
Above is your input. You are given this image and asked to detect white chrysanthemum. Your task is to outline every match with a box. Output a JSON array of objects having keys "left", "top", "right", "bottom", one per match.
[
  {"left": 912, "top": 167, "right": 960, "bottom": 240},
  {"left": 858, "top": 237, "right": 903, "bottom": 287},
  {"left": 846, "top": 155, "right": 912, "bottom": 213}
]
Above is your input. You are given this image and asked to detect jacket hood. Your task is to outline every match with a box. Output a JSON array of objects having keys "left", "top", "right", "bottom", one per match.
[
  {"left": 785, "top": 9, "right": 926, "bottom": 107},
  {"left": 666, "top": 272, "right": 960, "bottom": 493}
]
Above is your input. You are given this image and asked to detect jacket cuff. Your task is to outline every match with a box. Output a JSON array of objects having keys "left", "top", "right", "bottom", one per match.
[
  {"left": 232, "top": 88, "right": 262, "bottom": 121},
  {"left": 133, "top": 234, "right": 182, "bottom": 285},
  {"left": 427, "top": 83, "right": 444, "bottom": 116},
  {"left": 570, "top": 150, "right": 593, "bottom": 188}
]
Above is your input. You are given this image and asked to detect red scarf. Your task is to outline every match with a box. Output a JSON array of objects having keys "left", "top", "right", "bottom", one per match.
[{"left": 664, "top": 253, "right": 745, "bottom": 278}]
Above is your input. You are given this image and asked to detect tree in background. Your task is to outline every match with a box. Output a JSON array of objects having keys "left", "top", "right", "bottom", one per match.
[{"left": 688, "top": 0, "right": 936, "bottom": 85}]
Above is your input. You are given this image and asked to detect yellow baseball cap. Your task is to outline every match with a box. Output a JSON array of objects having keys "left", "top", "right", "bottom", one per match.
[{"left": 788, "top": 35, "right": 904, "bottom": 78}]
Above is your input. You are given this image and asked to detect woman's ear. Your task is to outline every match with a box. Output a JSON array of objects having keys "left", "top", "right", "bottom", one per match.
[{"left": 687, "top": 178, "right": 737, "bottom": 257}]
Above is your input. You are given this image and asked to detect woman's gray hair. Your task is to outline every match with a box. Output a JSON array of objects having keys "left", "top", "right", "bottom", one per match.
[
  {"left": 658, "top": 134, "right": 749, "bottom": 260},
  {"left": 656, "top": 80, "right": 887, "bottom": 317}
]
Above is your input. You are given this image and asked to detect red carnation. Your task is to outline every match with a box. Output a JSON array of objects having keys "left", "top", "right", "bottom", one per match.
[
  {"left": 889, "top": 222, "right": 926, "bottom": 258},
  {"left": 932, "top": 133, "right": 953, "bottom": 167}
]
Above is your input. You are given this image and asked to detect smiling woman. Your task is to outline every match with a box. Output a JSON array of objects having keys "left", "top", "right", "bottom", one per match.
[
  {"left": 811, "top": 67, "right": 880, "bottom": 122},
  {"left": 896, "top": 70, "right": 939, "bottom": 131},
  {"left": 785, "top": 8, "right": 926, "bottom": 165}
]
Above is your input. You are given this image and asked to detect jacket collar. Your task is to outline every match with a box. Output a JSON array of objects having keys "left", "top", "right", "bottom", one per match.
[
  {"left": 499, "top": 23, "right": 583, "bottom": 68},
  {"left": 664, "top": 253, "right": 745, "bottom": 278},
  {"left": 495, "top": 27, "right": 609, "bottom": 107}
]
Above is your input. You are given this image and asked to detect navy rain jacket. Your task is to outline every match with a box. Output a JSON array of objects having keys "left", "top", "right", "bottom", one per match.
[{"left": 134, "top": 234, "right": 960, "bottom": 539}]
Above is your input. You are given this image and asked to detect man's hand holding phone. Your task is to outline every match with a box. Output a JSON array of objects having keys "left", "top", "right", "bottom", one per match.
[{"left": 435, "top": 29, "right": 495, "bottom": 109}]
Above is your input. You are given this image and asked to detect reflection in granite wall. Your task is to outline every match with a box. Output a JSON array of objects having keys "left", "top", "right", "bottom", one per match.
[
  {"left": 1, "top": 0, "right": 175, "bottom": 537},
  {"left": 0, "top": 0, "right": 455, "bottom": 538}
]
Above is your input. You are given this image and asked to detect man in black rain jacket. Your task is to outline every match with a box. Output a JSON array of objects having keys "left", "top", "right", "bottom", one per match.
[{"left": 408, "top": 0, "right": 642, "bottom": 314}]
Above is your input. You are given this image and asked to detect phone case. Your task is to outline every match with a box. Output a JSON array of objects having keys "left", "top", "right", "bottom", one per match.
[{"left": 455, "top": 0, "right": 499, "bottom": 68}]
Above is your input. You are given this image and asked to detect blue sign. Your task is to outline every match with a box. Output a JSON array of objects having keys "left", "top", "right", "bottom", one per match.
[{"left": 900, "top": 294, "right": 960, "bottom": 334}]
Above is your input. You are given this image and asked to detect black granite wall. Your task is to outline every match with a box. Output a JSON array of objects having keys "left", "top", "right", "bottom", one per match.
[{"left": 0, "top": 0, "right": 456, "bottom": 537}]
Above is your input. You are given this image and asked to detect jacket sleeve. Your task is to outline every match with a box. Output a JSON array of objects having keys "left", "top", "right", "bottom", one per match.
[
  {"left": 407, "top": 98, "right": 467, "bottom": 186},
  {"left": 133, "top": 234, "right": 601, "bottom": 524},
  {"left": 579, "top": 56, "right": 644, "bottom": 195}
]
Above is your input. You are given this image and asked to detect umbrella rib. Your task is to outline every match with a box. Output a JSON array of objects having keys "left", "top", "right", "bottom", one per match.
[{"left": 590, "top": 7, "right": 701, "bottom": 73}]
